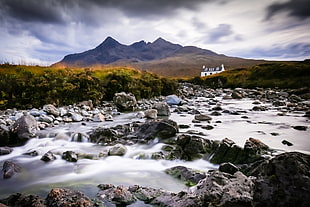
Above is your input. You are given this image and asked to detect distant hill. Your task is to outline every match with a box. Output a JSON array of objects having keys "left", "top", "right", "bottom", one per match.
[{"left": 53, "top": 37, "right": 268, "bottom": 77}]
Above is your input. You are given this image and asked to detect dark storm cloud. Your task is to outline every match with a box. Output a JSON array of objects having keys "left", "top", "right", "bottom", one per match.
[
  {"left": 0, "top": 0, "right": 209, "bottom": 24},
  {"left": 266, "top": 0, "right": 310, "bottom": 20}
]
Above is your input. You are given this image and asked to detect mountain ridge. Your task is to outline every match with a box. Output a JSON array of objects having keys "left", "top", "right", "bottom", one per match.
[{"left": 53, "top": 37, "right": 268, "bottom": 77}]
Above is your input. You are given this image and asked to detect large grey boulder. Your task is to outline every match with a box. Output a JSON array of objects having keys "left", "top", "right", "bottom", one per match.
[
  {"left": 113, "top": 92, "right": 137, "bottom": 111},
  {"left": 153, "top": 102, "right": 170, "bottom": 116},
  {"left": 9, "top": 114, "right": 37, "bottom": 146},
  {"left": 43, "top": 104, "right": 60, "bottom": 117}
]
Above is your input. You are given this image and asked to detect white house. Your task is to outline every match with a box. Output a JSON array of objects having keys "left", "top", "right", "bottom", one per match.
[{"left": 201, "top": 64, "right": 225, "bottom": 77}]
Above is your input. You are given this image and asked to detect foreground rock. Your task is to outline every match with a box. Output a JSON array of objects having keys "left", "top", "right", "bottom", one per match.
[{"left": 1, "top": 161, "right": 22, "bottom": 179}]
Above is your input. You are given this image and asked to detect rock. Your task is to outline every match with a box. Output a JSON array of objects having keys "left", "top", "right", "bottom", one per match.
[
  {"left": 71, "top": 113, "right": 83, "bottom": 122},
  {"left": 41, "top": 151, "right": 56, "bottom": 162},
  {"left": 78, "top": 100, "right": 93, "bottom": 110},
  {"left": 92, "top": 113, "right": 105, "bottom": 122},
  {"left": 153, "top": 102, "right": 170, "bottom": 116},
  {"left": 201, "top": 125, "right": 214, "bottom": 130},
  {"left": 166, "top": 95, "right": 181, "bottom": 105},
  {"left": 282, "top": 139, "right": 293, "bottom": 146},
  {"left": 108, "top": 144, "right": 127, "bottom": 156},
  {"left": 194, "top": 114, "right": 212, "bottom": 121},
  {"left": 193, "top": 171, "right": 254, "bottom": 207},
  {"left": 62, "top": 151, "right": 78, "bottom": 162},
  {"left": 113, "top": 92, "right": 137, "bottom": 111},
  {"left": 0, "top": 193, "right": 45, "bottom": 207},
  {"left": 97, "top": 184, "right": 136, "bottom": 206},
  {"left": 10, "top": 114, "right": 37, "bottom": 146},
  {"left": 165, "top": 166, "right": 206, "bottom": 186},
  {"left": 0, "top": 147, "right": 13, "bottom": 155},
  {"left": 144, "top": 109, "right": 158, "bottom": 119},
  {"left": 232, "top": 90, "right": 243, "bottom": 99},
  {"left": 46, "top": 188, "right": 93, "bottom": 207},
  {"left": 43, "top": 104, "right": 59, "bottom": 117},
  {"left": 38, "top": 114, "right": 54, "bottom": 123},
  {"left": 176, "top": 134, "right": 213, "bottom": 160},
  {"left": 251, "top": 152, "right": 310, "bottom": 207},
  {"left": 219, "top": 162, "right": 240, "bottom": 174},
  {"left": 133, "top": 119, "right": 178, "bottom": 142},
  {"left": 0, "top": 125, "right": 10, "bottom": 147},
  {"left": 89, "top": 127, "right": 118, "bottom": 145},
  {"left": 1, "top": 161, "right": 22, "bottom": 179},
  {"left": 292, "top": 125, "right": 307, "bottom": 131}
]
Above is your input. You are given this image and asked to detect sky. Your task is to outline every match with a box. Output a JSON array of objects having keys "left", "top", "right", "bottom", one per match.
[{"left": 0, "top": 0, "right": 309, "bottom": 65}]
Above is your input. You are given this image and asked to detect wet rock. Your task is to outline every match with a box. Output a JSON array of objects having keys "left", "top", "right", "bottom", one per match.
[
  {"left": 176, "top": 134, "right": 213, "bottom": 160},
  {"left": 292, "top": 125, "right": 307, "bottom": 131},
  {"left": 165, "top": 166, "right": 206, "bottom": 186},
  {"left": 153, "top": 102, "right": 170, "bottom": 116},
  {"left": 71, "top": 113, "right": 83, "bottom": 122},
  {"left": 41, "top": 151, "right": 56, "bottom": 162},
  {"left": 282, "top": 140, "right": 293, "bottom": 146},
  {"left": 219, "top": 162, "right": 240, "bottom": 174},
  {"left": 194, "top": 114, "right": 212, "bottom": 121},
  {"left": 0, "top": 125, "right": 10, "bottom": 147},
  {"left": 1, "top": 161, "right": 22, "bottom": 179},
  {"left": 193, "top": 171, "right": 254, "bottom": 207},
  {"left": 10, "top": 114, "right": 37, "bottom": 145},
  {"left": 251, "top": 152, "right": 310, "bottom": 207},
  {"left": 62, "top": 151, "right": 78, "bottom": 162},
  {"left": 201, "top": 125, "right": 214, "bottom": 130},
  {"left": 144, "top": 109, "right": 158, "bottom": 119},
  {"left": 210, "top": 111, "right": 221, "bottom": 116},
  {"left": 232, "top": 90, "right": 243, "bottom": 99},
  {"left": 46, "top": 188, "right": 93, "bottom": 207},
  {"left": 89, "top": 127, "right": 118, "bottom": 145},
  {"left": 78, "top": 100, "right": 93, "bottom": 110},
  {"left": 0, "top": 193, "right": 45, "bottom": 207},
  {"left": 252, "top": 106, "right": 268, "bottom": 111},
  {"left": 113, "top": 92, "right": 137, "bottom": 111},
  {"left": 133, "top": 119, "right": 178, "bottom": 142},
  {"left": 108, "top": 144, "right": 127, "bottom": 156},
  {"left": 38, "top": 114, "right": 54, "bottom": 123},
  {"left": 0, "top": 147, "right": 13, "bottom": 155},
  {"left": 43, "top": 104, "right": 60, "bottom": 117},
  {"left": 92, "top": 113, "right": 105, "bottom": 122},
  {"left": 97, "top": 184, "right": 136, "bottom": 206},
  {"left": 166, "top": 94, "right": 181, "bottom": 105}
]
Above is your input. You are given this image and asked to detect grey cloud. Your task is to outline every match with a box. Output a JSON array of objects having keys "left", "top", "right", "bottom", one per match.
[
  {"left": 246, "top": 43, "right": 310, "bottom": 59},
  {"left": 206, "top": 24, "right": 242, "bottom": 43},
  {"left": 266, "top": 0, "right": 310, "bottom": 20}
]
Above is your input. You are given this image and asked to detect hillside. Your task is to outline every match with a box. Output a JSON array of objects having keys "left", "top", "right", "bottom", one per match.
[{"left": 53, "top": 37, "right": 268, "bottom": 77}]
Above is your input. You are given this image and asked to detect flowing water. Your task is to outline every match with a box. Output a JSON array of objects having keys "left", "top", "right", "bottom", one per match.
[{"left": 0, "top": 96, "right": 309, "bottom": 199}]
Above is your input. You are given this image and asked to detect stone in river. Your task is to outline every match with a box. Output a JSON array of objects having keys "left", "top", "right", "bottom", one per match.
[
  {"left": 194, "top": 114, "right": 212, "bottom": 121},
  {"left": 292, "top": 125, "right": 307, "bottom": 131},
  {"left": 144, "top": 109, "right": 158, "bottom": 119},
  {"left": 166, "top": 95, "right": 181, "bottom": 105},
  {"left": 282, "top": 140, "right": 293, "bottom": 146},
  {"left": 153, "top": 102, "right": 170, "bottom": 116},
  {"left": 113, "top": 92, "right": 137, "bottom": 111},
  {"left": 0, "top": 147, "right": 13, "bottom": 155},
  {"left": 62, "top": 151, "right": 78, "bottom": 162},
  {"left": 1, "top": 161, "right": 22, "bottom": 179},
  {"left": 108, "top": 144, "right": 127, "bottom": 156},
  {"left": 10, "top": 113, "right": 37, "bottom": 145},
  {"left": 43, "top": 104, "right": 60, "bottom": 117},
  {"left": 41, "top": 151, "right": 56, "bottom": 162}
]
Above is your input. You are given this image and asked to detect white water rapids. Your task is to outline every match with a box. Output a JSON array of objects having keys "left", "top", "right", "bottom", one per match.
[{"left": 0, "top": 96, "right": 309, "bottom": 199}]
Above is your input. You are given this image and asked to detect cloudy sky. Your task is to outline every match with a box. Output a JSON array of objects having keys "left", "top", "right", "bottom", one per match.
[{"left": 0, "top": 0, "right": 309, "bottom": 65}]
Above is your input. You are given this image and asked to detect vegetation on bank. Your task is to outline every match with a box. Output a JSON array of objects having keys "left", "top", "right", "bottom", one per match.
[
  {"left": 188, "top": 61, "right": 310, "bottom": 89},
  {"left": 0, "top": 64, "right": 178, "bottom": 109}
]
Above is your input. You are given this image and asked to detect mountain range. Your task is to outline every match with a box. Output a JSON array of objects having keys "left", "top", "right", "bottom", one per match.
[{"left": 53, "top": 37, "right": 268, "bottom": 77}]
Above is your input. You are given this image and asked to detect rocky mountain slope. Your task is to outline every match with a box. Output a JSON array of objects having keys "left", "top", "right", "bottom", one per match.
[{"left": 53, "top": 37, "right": 267, "bottom": 77}]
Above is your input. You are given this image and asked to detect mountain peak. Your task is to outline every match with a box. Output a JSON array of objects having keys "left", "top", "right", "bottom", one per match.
[{"left": 96, "top": 36, "right": 121, "bottom": 49}]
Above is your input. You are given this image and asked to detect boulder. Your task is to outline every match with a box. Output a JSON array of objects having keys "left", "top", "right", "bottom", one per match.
[
  {"left": 133, "top": 119, "right": 178, "bottom": 142},
  {"left": 92, "top": 113, "right": 105, "bottom": 122},
  {"left": 165, "top": 166, "right": 206, "bottom": 186},
  {"left": 43, "top": 104, "right": 59, "bottom": 117},
  {"left": 10, "top": 114, "right": 37, "bottom": 146},
  {"left": 62, "top": 151, "right": 78, "bottom": 162},
  {"left": 89, "top": 127, "right": 118, "bottom": 145},
  {"left": 0, "top": 193, "right": 45, "bottom": 207},
  {"left": 41, "top": 151, "right": 56, "bottom": 162},
  {"left": 46, "top": 188, "right": 93, "bottom": 207},
  {"left": 232, "top": 90, "right": 243, "bottom": 99},
  {"left": 97, "top": 184, "right": 136, "bottom": 206},
  {"left": 144, "top": 109, "right": 158, "bottom": 119},
  {"left": 0, "top": 125, "right": 10, "bottom": 146},
  {"left": 251, "top": 152, "right": 310, "bottom": 207},
  {"left": 71, "top": 113, "right": 83, "bottom": 122},
  {"left": 1, "top": 161, "right": 22, "bottom": 179},
  {"left": 153, "top": 102, "right": 170, "bottom": 116},
  {"left": 113, "top": 92, "right": 137, "bottom": 111},
  {"left": 166, "top": 95, "right": 181, "bottom": 105},
  {"left": 219, "top": 162, "right": 240, "bottom": 174},
  {"left": 193, "top": 171, "right": 255, "bottom": 207},
  {"left": 0, "top": 147, "right": 13, "bottom": 155},
  {"left": 108, "top": 144, "right": 127, "bottom": 156}
]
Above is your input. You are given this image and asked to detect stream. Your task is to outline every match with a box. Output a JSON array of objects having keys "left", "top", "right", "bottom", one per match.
[{"left": 0, "top": 94, "right": 309, "bottom": 199}]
